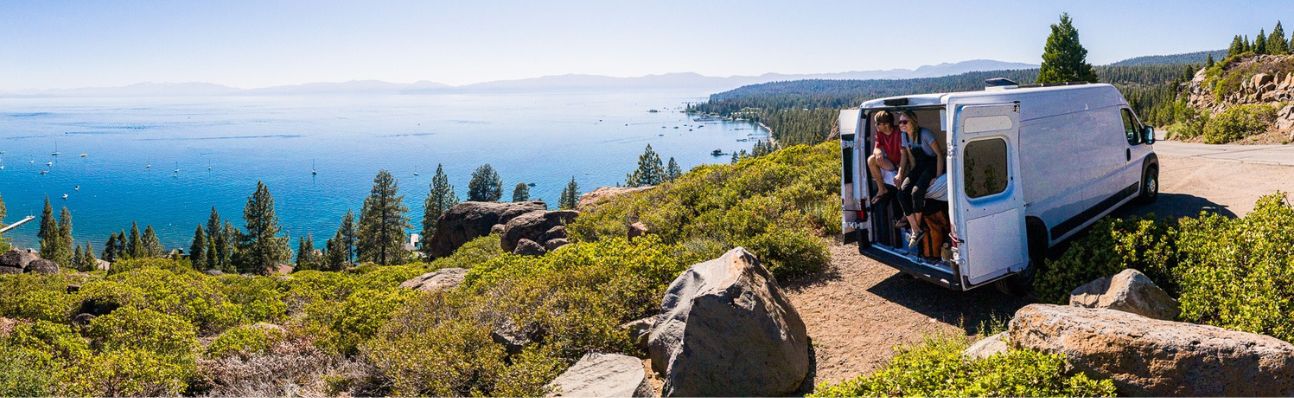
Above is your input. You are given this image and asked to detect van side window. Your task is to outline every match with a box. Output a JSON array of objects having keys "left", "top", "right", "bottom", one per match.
[
  {"left": 963, "top": 138, "right": 1009, "bottom": 199},
  {"left": 1121, "top": 108, "right": 1141, "bottom": 145}
]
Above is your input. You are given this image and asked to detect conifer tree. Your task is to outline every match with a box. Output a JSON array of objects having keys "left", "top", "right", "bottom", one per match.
[
  {"left": 0, "top": 194, "right": 8, "bottom": 252},
  {"left": 420, "top": 165, "right": 457, "bottom": 256},
  {"left": 511, "top": 183, "right": 530, "bottom": 202},
  {"left": 665, "top": 157, "right": 682, "bottom": 181},
  {"left": 1228, "top": 35, "right": 1245, "bottom": 57},
  {"left": 340, "top": 210, "right": 357, "bottom": 264},
  {"left": 730, "top": 152, "right": 739, "bottom": 164},
  {"left": 239, "top": 181, "right": 291, "bottom": 275},
  {"left": 1270, "top": 22, "right": 1289, "bottom": 54},
  {"left": 1244, "top": 35, "right": 1252, "bottom": 52},
  {"left": 1206, "top": 53, "right": 1215, "bottom": 68},
  {"left": 221, "top": 222, "right": 239, "bottom": 273},
  {"left": 54, "top": 207, "right": 73, "bottom": 266},
  {"left": 1037, "top": 13, "right": 1097, "bottom": 84},
  {"left": 79, "top": 242, "right": 97, "bottom": 271},
  {"left": 72, "top": 245, "right": 83, "bottom": 271},
  {"left": 358, "top": 170, "right": 410, "bottom": 265},
  {"left": 189, "top": 226, "right": 207, "bottom": 269},
  {"left": 324, "top": 232, "right": 348, "bottom": 271},
  {"left": 558, "top": 177, "right": 579, "bottom": 210},
  {"left": 206, "top": 207, "right": 224, "bottom": 270},
  {"left": 127, "top": 222, "right": 143, "bottom": 259},
  {"left": 142, "top": 225, "right": 162, "bottom": 257},
  {"left": 626, "top": 144, "right": 665, "bottom": 187},
  {"left": 102, "top": 233, "right": 117, "bottom": 262},
  {"left": 1256, "top": 29, "right": 1268, "bottom": 54},
  {"left": 296, "top": 234, "right": 316, "bottom": 270},
  {"left": 467, "top": 164, "right": 503, "bottom": 201},
  {"left": 115, "top": 229, "right": 126, "bottom": 260},
  {"left": 38, "top": 198, "right": 58, "bottom": 261}
]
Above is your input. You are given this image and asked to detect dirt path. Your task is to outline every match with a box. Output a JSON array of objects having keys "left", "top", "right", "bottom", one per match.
[{"left": 787, "top": 153, "right": 1294, "bottom": 385}]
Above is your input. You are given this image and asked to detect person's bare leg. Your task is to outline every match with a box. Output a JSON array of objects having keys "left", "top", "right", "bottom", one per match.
[{"left": 867, "top": 154, "right": 889, "bottom": 199}]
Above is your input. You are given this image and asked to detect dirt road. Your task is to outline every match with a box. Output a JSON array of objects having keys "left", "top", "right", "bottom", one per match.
[{"left": 787, "top": 144, "right": 1294, "bottom": 385}]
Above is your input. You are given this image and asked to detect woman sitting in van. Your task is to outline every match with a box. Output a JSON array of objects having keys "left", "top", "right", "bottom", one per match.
[{"left": 895, "top": 110, "right": 945, "bottom": 249}]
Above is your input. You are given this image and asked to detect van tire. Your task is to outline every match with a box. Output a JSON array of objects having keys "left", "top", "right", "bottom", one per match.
[
  {"left": 1137, "top": 164, "right": 1158, "bottom": 204},
  {"left": 993, "top": 260, "right": 1037, "bottom": 297}
]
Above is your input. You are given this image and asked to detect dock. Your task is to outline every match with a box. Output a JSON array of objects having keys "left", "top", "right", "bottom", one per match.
[{"left": 0, "top": 215, "right": 35, "bottom": 234}]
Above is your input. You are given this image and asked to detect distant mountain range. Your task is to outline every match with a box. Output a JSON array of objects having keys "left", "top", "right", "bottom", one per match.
[{"left": 1, "top": 51, "right": 1222, "bottom": 97}]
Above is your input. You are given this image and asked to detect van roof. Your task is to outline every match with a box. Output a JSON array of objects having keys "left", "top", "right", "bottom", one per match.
[{"left": 858, "top": 83, "right": 1126, "bottom": 120}]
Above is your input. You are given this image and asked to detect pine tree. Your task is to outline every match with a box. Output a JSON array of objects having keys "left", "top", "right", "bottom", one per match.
[
  {"left": 221, "top": 222, "right": 239, "bottom": 273},
  {"left": 323, "top": 232, "right": 348, "bottom": 271},
  {"left": 1206, "top": 53, "right": 1215, "bottom": 68},
  {"left": 625, "top": 144, "right": 665, "bottom": 187},
  {"left": 115, "top": 229, "right": 127, "bottom": 261},
  {"left": 127, "top": 222, "right": 143, "bottom": 259},
  {"left": 1229, "top": 35, "right": 1245, "bottom": 57},
  {"left": 511, "top": 183, "right": 530, "bottom": 202},
  {"left": 358, "top": 170, "right": 410, "bottom": 265},
  {"left": 142, "top": 225, "right": 162, "bottom": 257},
  {"left": 102, "top": 233, "right": 117, "bottom": 262},
  {"left": 54, "top": 207, "right": 73, "bottom": 267},
  {"left": 340, "top": 210, "right": 357, "bottom": 264},
  {"left": 239, "top": 181, "right": 291, "bottom": 275},
  {"left": 189, "top": 226, "right": 207, "bottom": 269},
  {"left": 0, "top": 194, "right": 8, "bottom": 252},
  {"left": 665, "top": 157, "right": 682, "bottom": 181},
  {"left": 72, "top": 245, "right": 83, "bottom": 271},
  {"left": 467, "top": 164, "right": 503, "bottom": 201},
  {"left": 1256, "top": 29, "right": 1269, "bottom": 54},
  {"left": 38, "top": 198, "right": 58, "bottom": 261},
  {"left": 296, "top": 234, "right": 316, "bottom": 271},
  {"left": 420, "top": 164, "right": 457, "bottom": 257},
  {"left": 1037, "top": 13, "right": 1098, "bottom": 84},
  {"left": 558, "top": 177, "right": 579, "bottom": 210},
  {"left": 1271, "top": 22, "right": 1289, "bottom": 55},
  {"left": 79, "top": 242, "right": 97, "bottom": 271},
  {"left": 1244, "top": 35, "right": 1252, "bottom": 53},
  {"left": 730, "top": 152, "right": 739, "bottom": 164}
]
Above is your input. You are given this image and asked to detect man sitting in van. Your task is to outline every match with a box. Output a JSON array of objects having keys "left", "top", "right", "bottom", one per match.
[{"left": 866, "top": 110, "right": 902, "bottom": 203}]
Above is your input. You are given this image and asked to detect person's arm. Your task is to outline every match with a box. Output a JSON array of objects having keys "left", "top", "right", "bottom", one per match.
[{"left": 931, "top": 136, "right": 946, "bottom": 176}]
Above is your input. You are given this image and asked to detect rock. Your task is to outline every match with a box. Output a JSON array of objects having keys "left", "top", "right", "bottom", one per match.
[
  {"left": 577, "top": 186, "right": 653, "bottom": 211},
  {"left": 542, "top": 225, "right": 567, "bottom": 241},
  {"left": 72, "top": 313, "right": 96, "bottom": 326},
  {"left": 1009, "top": 304, "right": 1294, "bottom": 396},
  {"left": 398, "top": 268, "right": 467, "bottom": 293},
  {"left": 621, "top": 317, "right": 657, "bottom": 352},
  {"left": 204, "top": 269, "right": 223, "bottom": 276},
  {"left": 491, "top": 318, "right": 541, "bottom": 355},
  {"left": 1253, "top": 72, "right": 1274, "bottom": 87},
  {"left": 1069, "top": 269, "right": 1179, "bottom": 320},
  {"left": 543, "top": 238, "right": 569, "bottom": 252},
  {"left": 25, "top": 259, "right": 59, "bottom": 274},
  {"left": 94, "top": 259, "right": 111, "bottom": 272},
  {"left": 490, "top": 224, "right": 506, "bottom": 235},
  {"left": 0, "top": 317, "right": 18, "bottom": 337},
  {"left": 500, "top": 210, "right": 579, "bottom": 252},
  {"left": 647, "top": 247, "right": 809, "bottom": 397},
  {"left": 627, "top": 222, "right": 649, "bottom": 240},
  {"left": 427, "top": 201, "right": 547, "bottom": 258},
  {"left": 963, "top": 332, "right": 1008, "bottom": 359},
  {"left": 0, "top": 249, "right": 39, "bottom": 270},
  {"left": 250, "top": 322, "right": 285, "bottom": 333},
  {"left": 545, "top": 353, "right": 653, "bottom": 397},
  {"left": 513, "top": 238, "right": 547, "bottom": 256},
  {"left": 66, "top": 284, "right": 81, "bottom": 294},
  {"left": 0, "top": 266, "right": 21, "bottom": 275}
]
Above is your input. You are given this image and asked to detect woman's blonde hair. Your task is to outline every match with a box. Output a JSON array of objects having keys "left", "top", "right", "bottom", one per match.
[{"left": 899, "top": 110, "right": 919, "bottom": 134}]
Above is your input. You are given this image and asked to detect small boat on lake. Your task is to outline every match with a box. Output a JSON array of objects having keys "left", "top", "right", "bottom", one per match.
[
  {"left": 711, "top": 149, "right": 724, "bottom": 157},
  {"left": 61, "top": 193, "right": 68, "bottom": 200}
]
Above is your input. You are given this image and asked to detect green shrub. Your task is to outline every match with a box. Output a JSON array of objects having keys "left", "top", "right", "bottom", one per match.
[
  {"left": 107, "top": 266, "right": 241, "bottom": 333},
  {"left": 107, "top": 257, "right": 194, "bottom": 275},
  {"left": 428, "top": 233, "right": 504, "bottom": 270},
  {"left": 569, "top": 142, "right": 839, "bottom": 278},
  {"left": 1175, "top": 193, "right": 1294, "bottom": 341},
  {"left": 0, "top": 343, "right": 56, "bottom": 396},
  {"left": 216, "top": 274, "right": 286, "bottom": 323},
  {"left": 61, "top": 348, "right": 190, "bottom": 396},
  {"left": 85, "top": 307, "right": 198, "bottom": 364},
  {"left": 72, "top": 280, "right": 147, "bottom": 317},
  {"left": 282, "top": 270, "right": 355, "bottom": 314},
  {"left": 204, "top": 323, "right": 286, "bottom": 359},
  {"left": 0, "top": 273, "right": 77, "bottom": 322},
  {"left": 1202, "top": 104, "right": 1277, "bottom": 144},
  {"left": 1033, "top": 216, "right": 1178, "bottom": 304},
  {"left": 5, "top": 320, "right": 91, "bottom": 363},
  {"left": 810, "top": 337, "right": 1116, "bottom": 397},
  {"left": 364, "top": 316, "right": 509, "bottom": 396},
  {"left": 306, "top": 287, "right": 413, "bottom": 355}
]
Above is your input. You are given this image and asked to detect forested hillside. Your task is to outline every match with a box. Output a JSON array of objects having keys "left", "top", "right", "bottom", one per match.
[{"left": 1110, "top": 50, "right": 1227, "bottom": 66}]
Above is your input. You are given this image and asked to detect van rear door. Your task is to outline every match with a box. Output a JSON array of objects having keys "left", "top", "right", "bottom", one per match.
[
  {"left": 839, "top": 109, "right": 866, "bottom": 238},
  {"left": 949, "top": 103, "right": 1029, "bottom": 286}
]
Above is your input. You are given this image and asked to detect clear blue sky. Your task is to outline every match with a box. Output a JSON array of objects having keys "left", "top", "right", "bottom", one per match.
[{"left": 2, "top": 0, "right": 1291, "bottom": 90}]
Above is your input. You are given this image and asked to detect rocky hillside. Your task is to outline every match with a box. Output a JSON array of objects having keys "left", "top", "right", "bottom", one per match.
[{"left": 1184, "top": 54, "right": 1294, "bottom": 143}]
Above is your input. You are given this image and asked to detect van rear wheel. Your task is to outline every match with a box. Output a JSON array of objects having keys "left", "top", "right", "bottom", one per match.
[
  {"left": 993, "top": 260, "right": 1037, "bottom": 297},
  {"left": 1137, "top": 165, "right": 1158, "bottom": 204}
]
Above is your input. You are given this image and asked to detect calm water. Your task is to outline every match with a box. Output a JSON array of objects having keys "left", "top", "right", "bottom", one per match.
[{"left": 0, "top": 90, "right": 764, "bottom": 251}]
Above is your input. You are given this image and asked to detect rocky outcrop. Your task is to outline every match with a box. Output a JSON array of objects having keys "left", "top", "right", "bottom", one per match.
[
  {"left": 577, "top": 186, "right": 653, "bottom": 211},
  {"left": 621, "top": 317, "right": 657, "bottom": 351},
  {"left": 426, "top": 201, "right": 547, "bottom": 258},
  {"left": 512, "top": 239, "right": 546, "bottom": 256},
  {"left": 500, "top": 210, "right": 578, "bottom": 253},
  {"left": 398, "top": 268, "right": 467, "bottom": 293},
  {"left": 93, "top": 259, "right": 111, "bottom": 272},
  {"left": 25, "top": 259, "right": 59, "bottom": 274},
  {"left": 627, "top": 222, "right": 649, "bottom": 240},
  {"left": 0, "top": 249, "right": 39, "bottom": 273},
  {"left": 963, "top": 332, "right": 1008, "bottom": 359},
  {"left": 1009, "top": 304, "right": 1294, "bottom": 396},
  {"left": 647, "top": 247, "right": 810, "bottom": 397},
  {"left": 1069, "top": 269, "right": 1179, "bottom": 320},
  {"left": 545, "top": 353, "right": 653, "bottom": 397}
]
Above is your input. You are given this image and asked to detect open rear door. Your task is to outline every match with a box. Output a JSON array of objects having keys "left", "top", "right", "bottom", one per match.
[{"left": 950, "top": 103, "right": 1028, "bottom": 286}]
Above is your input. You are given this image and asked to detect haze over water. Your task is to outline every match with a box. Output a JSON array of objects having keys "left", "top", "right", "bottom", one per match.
[{"left": 0, "top": 89, "right": 763, "bottom": 251}]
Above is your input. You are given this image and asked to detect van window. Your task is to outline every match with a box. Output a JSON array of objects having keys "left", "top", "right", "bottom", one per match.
[
  {"left": 963, "top": 138, "right": 1008, "bottom": 199},
  {"left": 1121, "top": 109, "right": 1141, "bottom": 145}
]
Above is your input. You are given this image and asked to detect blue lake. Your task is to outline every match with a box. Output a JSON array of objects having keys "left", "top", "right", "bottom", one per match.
[{"left": 0, "top": 90, "right": 764, "bottom": 251}]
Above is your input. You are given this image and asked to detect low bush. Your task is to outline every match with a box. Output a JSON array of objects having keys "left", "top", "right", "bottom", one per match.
[
  {"left": 0, "top": 342, "right": 56, "bottom": 396},
  {"left": 0, "top": 273, "right": 77, "bottom": 322},
  {"left": 1033, "top": 216, "right": 1178, "bottom": 304},
  {"left": 106, "top": 266, "right": 242, "bottom": 334},
  {"left": 810, "top": 337, "right": 1116, "bottom": 397},
  {"left": 1202, "top": 104, "right": 1277, "bottom": 144},
  {"left": 205, "top": 323, "right": 287, "bottom": 359},
  {"left": 61, "top": 348, "right": 191, "bottom": 396}
]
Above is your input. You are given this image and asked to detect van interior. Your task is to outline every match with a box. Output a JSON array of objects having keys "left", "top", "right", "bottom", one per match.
[{"left": 864, "top": 107, "right": 955, "bottom": 273}]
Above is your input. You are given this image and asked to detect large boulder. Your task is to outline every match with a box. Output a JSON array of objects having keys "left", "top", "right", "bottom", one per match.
[
  {"left": 545, "top": 353, "right": 653, "bottom": 397},
  {"left": 1009, "top": 304, "right": 1294, "bottom": 396},
  {"left": 25, "top": 259, "right": 59, "bottom": 274},
  {"left": 0, "top": 249, "right": 39, "bottom": 270},
  {"left": 963, "top": 332, "right": 1008, "bottom": 360},
  {"left": 1069, "top": 269, "right": 1179, "bottom": 320},
  {"left": 500, "top": 210, "right": 579, "bottom": 253},
  {"left": 513, "top": 239, "right": 546, "bottom": 256},
  {"left": 399, "top": 268, "right": 467, "bottom": 293},
  {"left": 426, "top": 201, "right": 547, "bottom": 258},
  {"left": 647, "top": 247, "right": 810, "bottom": 397},
  {"left": 576, "top": 186, "right": 653, "bottom": 211}
]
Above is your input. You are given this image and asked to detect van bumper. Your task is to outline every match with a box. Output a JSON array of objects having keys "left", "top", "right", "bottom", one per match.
[{"left": 857, "top": 244, "right": 964, "bottom": 290}]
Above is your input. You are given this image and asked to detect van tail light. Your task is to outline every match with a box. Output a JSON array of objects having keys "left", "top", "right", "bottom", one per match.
[{"left": 855, "top": 210, "right": 868, "bottom": 222}]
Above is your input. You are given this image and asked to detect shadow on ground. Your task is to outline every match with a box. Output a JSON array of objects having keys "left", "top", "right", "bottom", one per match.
[
  {"left": 865, "top": 274, "right": 1030, "bottom": 335},
  {"left": 1116, "top": 193, "right": 1238, "bottom": 220}
]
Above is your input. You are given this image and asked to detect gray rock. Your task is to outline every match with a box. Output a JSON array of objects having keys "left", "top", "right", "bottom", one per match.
[
  {"left": 647, "top": 247, "right": 809, "bottom": 397},
  {"left": 1069, "top": 269, "right": 1179, "bottom": 320},
  {"left": 621, "top": 317, "right": 657, "bottom": 352},
  {"left": 1010, "top": 304, "right": 1294, "bottom": 396},
  {"left": 427, "top": 201, "right": 548, "bottom": 258},
  {"left": 491, "top": 318, "right": 541, "bottom": 355},
  {"left": 72, "top": 313, "right": 96, "bottom": 326},
  {"left": 627, "top": 222, "right": 649, "bottom": 240},
  {"left": 542, "top": 225, "right": 568, "bottom": 241},
  {"left": 576, "top": 186, "right": 654, "bottom": 211},
  {"left": 501, "top": 210, "right": 579, "bottom": 252},
  {"left": 0, "top": 249, "right": 39, "bottom": 270},
  {"left": 546, "top": 353, "right": 653, "bottom": 397},
  {"left": 490, "top": 224, "right": 506, "bottom": 235},
  {"left": 544, "top": 238, "right": 569, "bottom": 252},
  {"left": 204, "top": 269, "right": 223, "bottom": 276},
  {"left": 94, "top": 259, "right": 111, "bottom": 272},
  {"left": 398, "top": 268, "right": 468, "bottom": 293},
  {"left": 513, "top": 239, "right": 547, "bottom": 256},
  {"left": 25, "top": 259, "right": 59, "bottom": 274},
  {"left": 0, "top": 266, "right": 21, "bottom": 275},
  {"left": 962, "top": 332, "right": 1008, "bottom": 359}
]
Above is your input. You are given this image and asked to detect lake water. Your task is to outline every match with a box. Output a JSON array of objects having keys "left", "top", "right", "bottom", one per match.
[{"left": 0, "top": 90, "right": 764, "bottom": 252}]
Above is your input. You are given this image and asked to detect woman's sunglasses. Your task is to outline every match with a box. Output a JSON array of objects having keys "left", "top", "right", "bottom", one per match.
[{"left": 898, "top": 120, "right": 910, "bottom": 125}]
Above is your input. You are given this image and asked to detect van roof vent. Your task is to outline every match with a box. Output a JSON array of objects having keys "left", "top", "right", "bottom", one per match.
[{"left": 984, "top": 78, "right": 1019, "bottom": 91}]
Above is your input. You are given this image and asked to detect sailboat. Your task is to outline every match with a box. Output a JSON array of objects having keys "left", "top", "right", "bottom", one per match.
[
  {"left": 413, "top": 165, "right": 420, "bottom": 177},
  {"left": 80, "top": 152, "right": 88, "bottom": 158},
  {"left": 50, "top": 142, "right": 60, "bottom": 157},
  {"left": 172, "top": 162, "right": 180, "bottom": 177},
  {"left": 311, "top": 160, "right": 318, "bottom": 176},
  {"left": 61, "top": 193, "right": 68, "bottom": 200}
]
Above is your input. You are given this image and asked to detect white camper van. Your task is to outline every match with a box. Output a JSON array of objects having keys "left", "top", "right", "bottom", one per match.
[{"left": 839, "top": 81, "right": 1158, "bottom": 293}]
